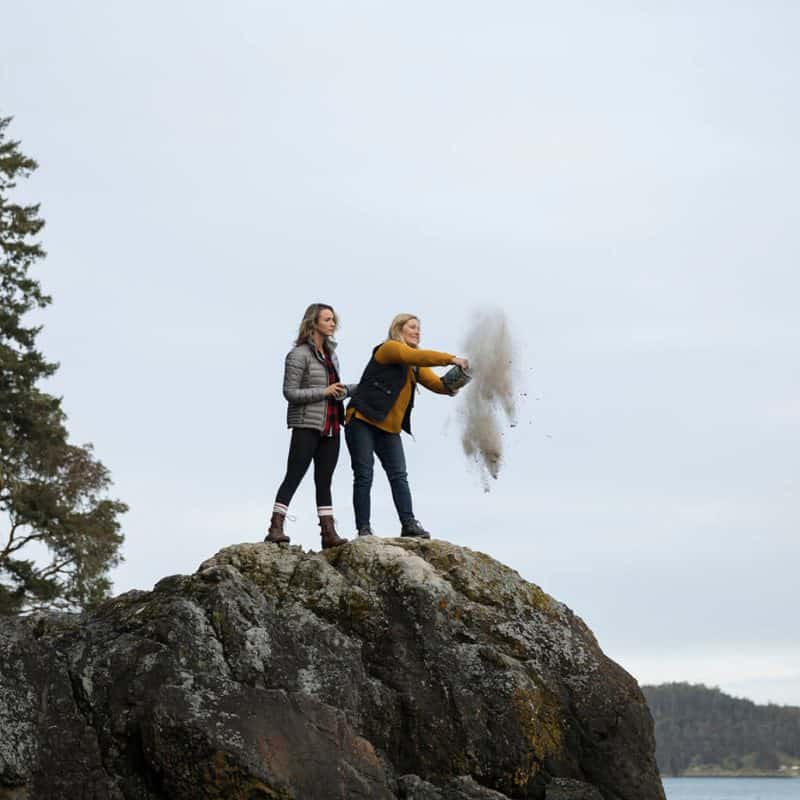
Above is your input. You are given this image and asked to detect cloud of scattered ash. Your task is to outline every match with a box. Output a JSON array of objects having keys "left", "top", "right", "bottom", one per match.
[{"left": 458, "top": 309, "right": 517, "bottom": 491}]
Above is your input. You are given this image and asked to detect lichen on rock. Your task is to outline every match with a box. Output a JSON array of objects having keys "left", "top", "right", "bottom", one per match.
[{"left": 0, "top": 537, "right": 664, "bottom": 800}]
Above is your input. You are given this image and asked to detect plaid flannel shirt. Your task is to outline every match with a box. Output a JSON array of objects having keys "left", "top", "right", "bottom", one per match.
[{"left": 321, "top": 350, "right": 342, "bottom": 437}]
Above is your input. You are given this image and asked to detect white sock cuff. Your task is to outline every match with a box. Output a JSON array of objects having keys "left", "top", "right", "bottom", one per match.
[
  {"left": 273, "top": 503, "right": 289, "bottom": 516},
  {"left": 317, "top": 506, "right": 334, "bottom": 517}
]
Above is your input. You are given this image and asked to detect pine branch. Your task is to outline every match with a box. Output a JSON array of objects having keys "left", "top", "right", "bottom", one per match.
[
  {"left": 33, "top": 556, "right": 76, "bottom": 581},
  {"left": 2, "top": 530, "right": 42, "bottom": 558},
  {"left": 0, "top": 519, "right": 23, "bottom": 560}
]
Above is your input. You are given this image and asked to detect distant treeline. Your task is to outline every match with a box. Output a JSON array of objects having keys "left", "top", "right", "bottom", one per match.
[{"left": 642, "top": 683, "right": 800, "bottom": 776}]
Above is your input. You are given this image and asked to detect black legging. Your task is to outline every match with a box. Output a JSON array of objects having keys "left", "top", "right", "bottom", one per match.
[{"left": 275, "top": 429, "right": 340, "bottom": 507}]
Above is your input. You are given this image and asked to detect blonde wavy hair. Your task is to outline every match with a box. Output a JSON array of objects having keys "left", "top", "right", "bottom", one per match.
[
  {"left": 386, "top": 313, "right": 419, "bottom": 347},
  {"left": 295, "top": 303, "right": 338, "bottom": 347}
]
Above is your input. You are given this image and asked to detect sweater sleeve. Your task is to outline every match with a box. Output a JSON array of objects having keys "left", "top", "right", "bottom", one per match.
[
  {"left": 374, "top": 340, "right": 454, "bottom": 368},
  {"left": 417, "top": 367, "right": 451, "bottom": 395}
]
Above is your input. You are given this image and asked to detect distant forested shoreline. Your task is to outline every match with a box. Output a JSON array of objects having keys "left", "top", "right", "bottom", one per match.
[{"left": 643, "top": 683, "right": 800, "bottom": 777}]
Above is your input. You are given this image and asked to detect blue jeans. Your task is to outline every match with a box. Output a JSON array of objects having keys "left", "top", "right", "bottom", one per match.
[{"left": 345, "top": 419, "right": 414, "bottom": 528}]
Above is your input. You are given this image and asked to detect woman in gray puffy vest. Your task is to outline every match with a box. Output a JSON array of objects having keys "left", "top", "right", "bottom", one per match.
[{"left": 265, "top": 303, "right": 357, "bottom": 549}]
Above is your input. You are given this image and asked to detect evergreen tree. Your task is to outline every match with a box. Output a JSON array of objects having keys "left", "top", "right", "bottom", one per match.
[{"left": 0, "top": 116, "right": 126, "bottom": 614}]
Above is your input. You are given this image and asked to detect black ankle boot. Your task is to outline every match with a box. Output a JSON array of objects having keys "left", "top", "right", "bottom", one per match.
[{"left": 400, "top": 519, "right": 431, "bottom": 539}]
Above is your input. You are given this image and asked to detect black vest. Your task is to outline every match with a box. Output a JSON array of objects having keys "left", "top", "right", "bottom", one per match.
[{"left": 349, "top": 345, "right": 417, "bottom": 434}]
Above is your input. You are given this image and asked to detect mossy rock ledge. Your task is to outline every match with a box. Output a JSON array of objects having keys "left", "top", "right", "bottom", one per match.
[{"left": 0, "top": 537, "right": 664, "bottom": 800}]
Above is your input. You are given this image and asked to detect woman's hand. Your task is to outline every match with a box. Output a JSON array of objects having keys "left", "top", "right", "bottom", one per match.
[
  {"left": 450, "top": 356, "right": 470, "bottom": 371},
  {"left": 324, "top": 383, "right": 347, "bottom": 398}
]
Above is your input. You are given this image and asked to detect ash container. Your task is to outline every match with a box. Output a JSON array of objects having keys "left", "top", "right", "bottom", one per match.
[{"left": 441, "top": 364, "right": 472, "bottom": 393}]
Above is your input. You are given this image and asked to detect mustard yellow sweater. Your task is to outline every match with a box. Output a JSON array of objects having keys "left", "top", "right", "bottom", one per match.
[{"left": 346, "top": 340, "right": 454, "bottom": 434}]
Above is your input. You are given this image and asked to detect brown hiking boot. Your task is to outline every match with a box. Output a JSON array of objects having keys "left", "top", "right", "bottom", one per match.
[
  {"left": 319, "top": 516, "right": 348, "bottom": 549},
  {"left": 264, "top": 512, "right": 290, "bottom": 544}
]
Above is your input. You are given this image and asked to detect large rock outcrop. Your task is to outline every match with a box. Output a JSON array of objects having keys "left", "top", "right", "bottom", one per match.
[{"left": 0, "top": 537, "right": 665, "bottom": 800}]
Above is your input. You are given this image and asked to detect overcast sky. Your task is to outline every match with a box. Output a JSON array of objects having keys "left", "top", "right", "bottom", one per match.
[{"left": 3, "top": 1, "right": 798, "bottom": 705}]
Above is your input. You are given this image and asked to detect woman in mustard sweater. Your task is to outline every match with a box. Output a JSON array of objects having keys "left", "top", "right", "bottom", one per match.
[{"left": 345, "top": 313, "right": 469, "bottom": 538}]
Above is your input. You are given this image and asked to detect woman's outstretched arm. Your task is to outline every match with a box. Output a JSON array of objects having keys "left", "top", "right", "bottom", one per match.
[
  {"left": 417, "top": 367, "right": 451, "bottom": 395},
  {"left": 374, "top": 340, "right": 455, "bottom": 368}
]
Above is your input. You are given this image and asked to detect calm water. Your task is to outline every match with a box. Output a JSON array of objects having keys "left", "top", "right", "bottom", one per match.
[{"left": 663, "top": 777, "right": 800, "bottom": 800}]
